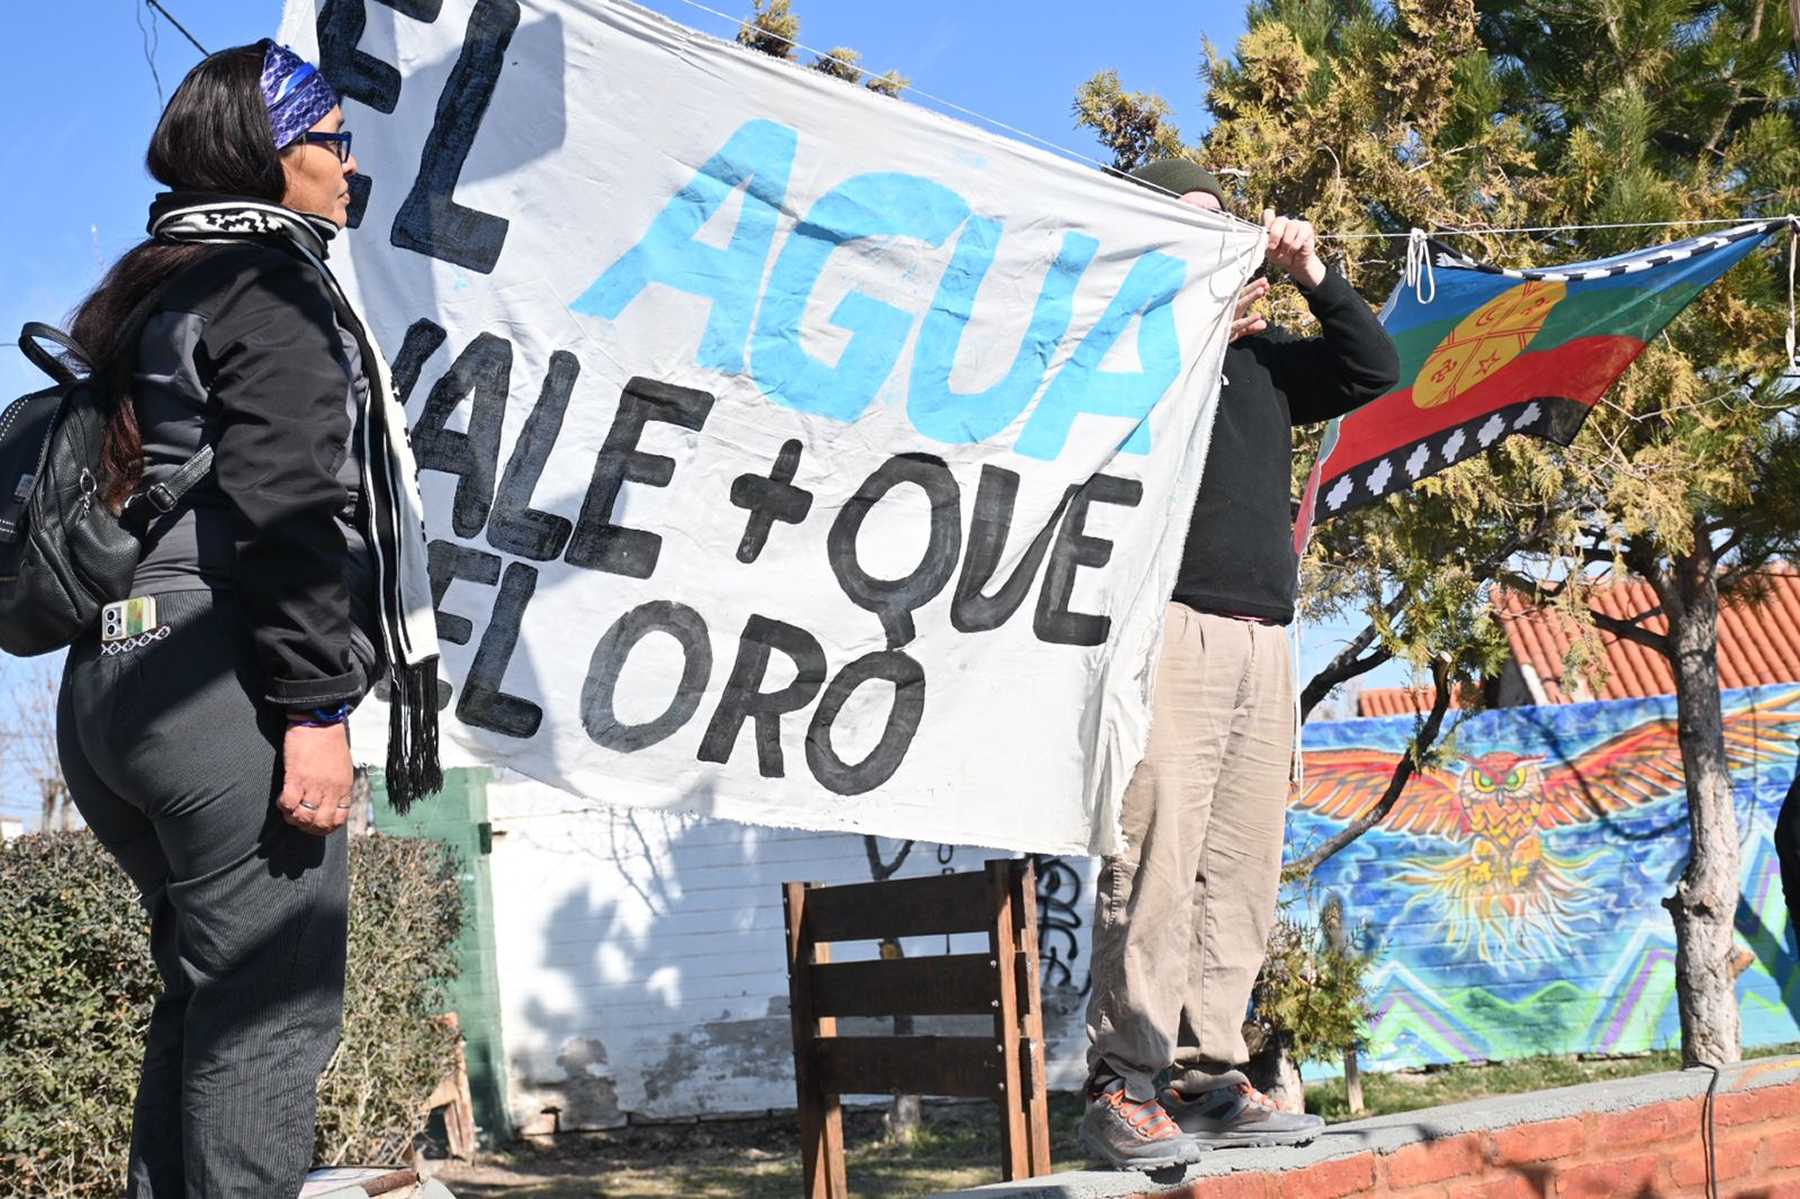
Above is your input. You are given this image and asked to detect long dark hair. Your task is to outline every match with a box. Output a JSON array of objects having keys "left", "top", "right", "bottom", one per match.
[{"left": 71, "top": 41, "right": 287, "bottom": 505}]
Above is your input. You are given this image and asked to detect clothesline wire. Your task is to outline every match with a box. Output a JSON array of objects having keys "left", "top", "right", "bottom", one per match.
[
  {"left": 674, "top": 0, "right": 1800, "bottom": 249},
  {"left": 135, "top": 0, "right": 1790, "bottom": 252},
  {"left": 664, "top": 0, "right": 1202, "bottom": 202},
  {"left": 1327, "top": 216, "right": 1794, "bottom": 240}
]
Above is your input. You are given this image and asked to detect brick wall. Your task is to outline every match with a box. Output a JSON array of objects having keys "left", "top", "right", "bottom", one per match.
[
  {"left": 1005, "top": 1059, "right": 1800, "bottom": 1199},
  {"left": 1214, "top": 1083, "right": 1800, "bottom": 1199}
]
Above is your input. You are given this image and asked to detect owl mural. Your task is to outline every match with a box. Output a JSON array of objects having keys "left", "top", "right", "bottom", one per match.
[{"left": 1294, "top": 690, "right": 1800, "bottom": 968}]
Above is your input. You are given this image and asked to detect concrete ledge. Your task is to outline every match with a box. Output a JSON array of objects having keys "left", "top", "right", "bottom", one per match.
[{"left": 935, "top": 1055, "right": 1800, "bottom": 1198}]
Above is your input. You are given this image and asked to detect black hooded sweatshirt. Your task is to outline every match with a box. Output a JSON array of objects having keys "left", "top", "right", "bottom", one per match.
[{"left": 1172, "top": 267, "right": 1400, "bottom": 625}]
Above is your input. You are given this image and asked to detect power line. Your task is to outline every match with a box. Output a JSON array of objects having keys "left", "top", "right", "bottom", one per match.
[
  {"left": 134, "top": 0, "right": 163, "bottom": 107},
  {"left": 145, "top": 0, "right": 208, "bottom": 57}
]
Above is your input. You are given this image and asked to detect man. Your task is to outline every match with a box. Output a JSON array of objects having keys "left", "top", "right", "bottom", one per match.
[
  {"left": 1080, "top": 159, "right": 1400, "bottom": 1169},
  {"left": 1777, "top": 739, "right": 1800, "bottom": 953}
]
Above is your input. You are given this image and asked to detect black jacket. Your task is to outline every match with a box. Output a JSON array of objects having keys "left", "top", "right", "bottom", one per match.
[
  {"left": 1172, "top": 268, "right": 1400, "bottom": 625},
  {"left": 129, "top": 241, "right": 381, "bottom": 708}
]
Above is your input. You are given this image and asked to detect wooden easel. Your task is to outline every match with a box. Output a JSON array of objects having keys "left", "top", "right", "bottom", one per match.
[{"left": 782, "top": 859, "right": 1053, "bottom": 1197}]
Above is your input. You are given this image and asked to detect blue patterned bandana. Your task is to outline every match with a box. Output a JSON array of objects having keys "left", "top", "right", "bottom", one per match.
[{"left": 261, "top": 43, "right": 339, "bottom": 149}]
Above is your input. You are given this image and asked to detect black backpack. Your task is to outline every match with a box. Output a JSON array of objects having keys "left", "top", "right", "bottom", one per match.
[{"left": 0, "top": 292, "right": 213, "bottom": 657}]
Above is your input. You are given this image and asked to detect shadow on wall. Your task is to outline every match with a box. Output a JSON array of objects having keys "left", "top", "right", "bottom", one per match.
[
  {"left": 511, "top": 804, "right": 789, "bottom": 1131},
  {"left": 486, "top": 797, "right": 1102, "bottom": 1132},
  {"left": 315, "top": 1, "right": 570, "bottom": 340}
]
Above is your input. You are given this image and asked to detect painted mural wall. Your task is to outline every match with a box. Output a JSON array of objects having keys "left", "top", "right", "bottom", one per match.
[
  {"left": 482, "top": 684, "right": 1800, "bottom": 1130},
  {"left": 1295, "top": 684, "right": 1800, "bottom": 1072}
]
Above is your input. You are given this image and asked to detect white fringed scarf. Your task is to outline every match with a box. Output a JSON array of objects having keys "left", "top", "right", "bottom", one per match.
[{"left": 150, "top": 194, "right": 443, "bottom": 810}]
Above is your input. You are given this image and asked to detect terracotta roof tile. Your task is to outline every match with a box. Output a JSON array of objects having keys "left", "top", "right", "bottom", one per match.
[
  {"left": 1497, "top": 567, "right": 1800, "bottom": 702},
  {"left": 1355, "top": 687, "right": 1465, "bottom": 719},
  {"left": 1348, "top": 569, "right": 1800, "bottom": 715}
]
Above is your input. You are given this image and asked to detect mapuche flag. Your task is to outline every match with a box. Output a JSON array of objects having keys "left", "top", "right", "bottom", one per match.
[{"left": 1295, "top": 217, "right": 1799, "bottom": 552}]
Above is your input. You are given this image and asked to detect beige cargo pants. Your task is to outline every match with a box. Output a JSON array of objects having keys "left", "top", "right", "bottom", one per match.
[{"left": 1086, "top": 605, "right": 1295, "bottom": 1102}]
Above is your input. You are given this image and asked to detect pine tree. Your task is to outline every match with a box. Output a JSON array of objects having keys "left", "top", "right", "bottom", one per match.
[
  {"left": 737, "top": 2, "right": 909, "bottom": 98},
  {"left": 736, "top": 0, "right": 799, "bottom": 59},
  {"left": 1479, "top": 0, "right": 1800, "bottom": 1066}
]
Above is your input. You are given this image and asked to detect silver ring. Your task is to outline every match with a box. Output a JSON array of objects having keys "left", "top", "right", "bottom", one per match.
[{"left": 299, "top": 799, "right": 320, "bottom": 811}]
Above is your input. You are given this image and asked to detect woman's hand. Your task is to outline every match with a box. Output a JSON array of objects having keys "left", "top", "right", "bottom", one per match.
[{"left": 278, "top": 721, "right": 354, "bottom": 836}]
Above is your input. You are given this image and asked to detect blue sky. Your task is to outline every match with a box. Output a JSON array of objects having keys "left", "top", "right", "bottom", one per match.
[
  {"left": 0, "top": 1, "right": 1406, "bottom": 823},
  {"left": 1, "top": 0, "right": 1250, "bottom": 398}
]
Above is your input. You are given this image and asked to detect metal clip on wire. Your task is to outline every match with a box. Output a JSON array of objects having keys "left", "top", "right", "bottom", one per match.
[{"left": 1404, "top": 227, "right": 1436, "bottom": 305}]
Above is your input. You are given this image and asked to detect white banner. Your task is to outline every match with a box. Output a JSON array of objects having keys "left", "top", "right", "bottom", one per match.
[{"left": 279, "top": 0, "right": 1261, "bottom": 854}]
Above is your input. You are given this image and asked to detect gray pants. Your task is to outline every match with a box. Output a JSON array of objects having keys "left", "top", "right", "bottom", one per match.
[
  {"left": 58, "top": 590, "right": 348, "bottom": 1199},
  {"left": 1086, "top": 606, "right": 1294, "bottom": 1102}
]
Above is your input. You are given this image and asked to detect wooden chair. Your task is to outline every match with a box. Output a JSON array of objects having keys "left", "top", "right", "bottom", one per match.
[
  {"left": 421, "top": 1014, "right": 478, "bottom": 1162},
  {"left": 782, "top": 859, "right": 1053, "bottom": 1198}
]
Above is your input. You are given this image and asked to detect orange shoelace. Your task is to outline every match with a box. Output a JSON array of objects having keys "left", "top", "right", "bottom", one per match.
[
  {"left": 1234, "top": 1081, "right": 1278, "bottom": 1111},
  {"left": 1105, "top": 1089, "right": 1180, "bottom": 1140}
]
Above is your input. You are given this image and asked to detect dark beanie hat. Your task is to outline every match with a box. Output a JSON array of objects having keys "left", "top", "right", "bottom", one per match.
[{"left": 1126, "top": 159, "right": 1226, "bottom": 204}]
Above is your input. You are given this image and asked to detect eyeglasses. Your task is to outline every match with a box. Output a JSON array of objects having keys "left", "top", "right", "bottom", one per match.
[{"left": 296, "top": 130, "right": 353, "bottom": 164}]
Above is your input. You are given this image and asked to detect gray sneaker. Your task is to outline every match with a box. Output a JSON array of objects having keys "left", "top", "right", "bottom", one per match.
[
  {"left": 1078, "top": 1082, "right": 1209, "bottom": 1170},
  {"left": 1159, "top": 1077, "right": 1324, "bottom": 1148}
]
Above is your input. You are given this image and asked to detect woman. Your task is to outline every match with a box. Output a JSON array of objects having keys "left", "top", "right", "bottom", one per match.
[{"left": 58, "top": 41, "right": 441, "bottom": 1197}]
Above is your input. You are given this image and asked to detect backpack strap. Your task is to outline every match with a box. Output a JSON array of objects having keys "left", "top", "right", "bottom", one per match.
[
  {"left": 18, "top": 323, "right": 94, "bottom": 388},
  {"left": 119, "top": 444, "right": 214, "bottom": 529},
  {"left": 102, "top": 249, "right": 228, "bottom": 530}
]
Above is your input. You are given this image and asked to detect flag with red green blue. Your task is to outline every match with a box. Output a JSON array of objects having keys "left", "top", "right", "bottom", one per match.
[{"left": 1294, "top": 216, "right": 1800, "bottom": 555}]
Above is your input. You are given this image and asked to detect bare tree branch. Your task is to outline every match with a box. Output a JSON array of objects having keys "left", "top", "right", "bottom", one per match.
[
  {"left": 1501, "top": 567, "right": 1672, "bottom": 655},
  {"left": 5, "top": 662, "right": 68, "bottom": 831},
  {"left": 1300, "top": 648, "right": 1395, "bottom": 721},
  {"left": 1717, "top": 555, "right": 1765, "bottom": 597},
  {"left": 1498, "top": 570, "right": 1564, "bottom": 602},
  {"left": 863, "top": 835, "right": 916, "bottom": 882},
  {"left": 1299, "top": 586, "right": 1409, "bottom": 721},
  {"left": 1286, "top": 656, "right": 1455, "bottom": 879},
  {"left": 1587, "top": 608, "right": 1672, "bottom": 655},
  {"left": 1298, "top": 513, "right": 1557, "bottom": 722}
]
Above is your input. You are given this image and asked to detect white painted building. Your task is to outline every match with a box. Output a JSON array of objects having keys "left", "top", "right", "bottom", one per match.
[
  {"left": 481, "top": 772, "right": 1100, "bottom": 1132},
  {"left": 0, "top": 817, "right": 22, "bottom": 842}
]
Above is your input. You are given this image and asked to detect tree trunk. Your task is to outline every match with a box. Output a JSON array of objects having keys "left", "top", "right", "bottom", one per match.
[
  {"left": 1244, "top": 1032, "right": 1306, "bottom": 1114},
  {"left": 1342, "top": 1049, "right": 1364, "bottom": 1115},
  {"left": 40, "top": 780, "right": 73, "bottom": 833},
  {"left": 1655, "top": 535, "right": 1742, "bottom": 1067}
]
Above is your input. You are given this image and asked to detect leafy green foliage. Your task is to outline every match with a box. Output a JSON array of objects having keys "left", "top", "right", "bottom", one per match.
[
  {"left": 812, "top": 46, "right": 864, "bottom": 84},
  {"left": 1076, "top": 0, "right": 1800, "bottom": 732},
  {"left": 0, "top": 832, "right": 464, "bottom": 1196},
  {"left": 1070, "top": 70, "right": 1188, "bottom": 172},
  {"left": 315, "top": 834, "right": 465, "bottom": 1168},
  {"left": 1249, "top": 899, "right": 1373, "bottom": 1066},
  {"left": 0, "top": 833, "right": 154, "bottom": 1197}
]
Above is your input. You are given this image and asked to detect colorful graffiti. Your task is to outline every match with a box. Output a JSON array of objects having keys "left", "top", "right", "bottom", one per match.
[{"left": 1289, "top": 685, "right": 1800, "bottom": 1071}]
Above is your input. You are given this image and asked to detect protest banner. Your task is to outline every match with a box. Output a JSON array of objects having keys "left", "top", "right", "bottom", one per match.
[{"left": 277, "top": 0, "right": 1261, "bottom": 854}]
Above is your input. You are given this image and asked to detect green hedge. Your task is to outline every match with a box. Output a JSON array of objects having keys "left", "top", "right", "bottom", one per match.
[{"left": 0, "top": 830, "right": 465, "bottom": 1197}]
